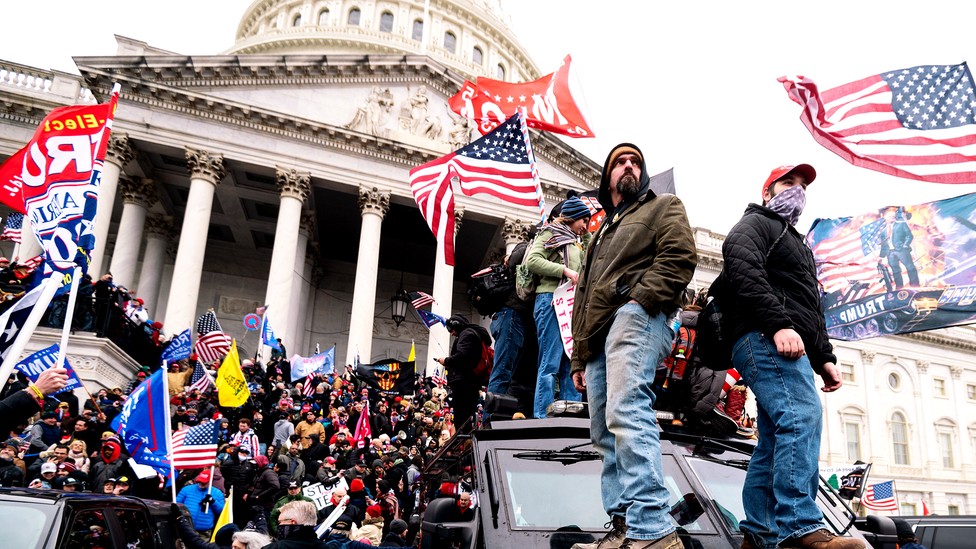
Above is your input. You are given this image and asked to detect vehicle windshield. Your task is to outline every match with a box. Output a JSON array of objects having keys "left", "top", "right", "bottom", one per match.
[
  {"left": 685, "top": 455, "right": 747, "bottom": 531},
  {"left": 0, "top": 500, "right": 55, "bottom": 547}
]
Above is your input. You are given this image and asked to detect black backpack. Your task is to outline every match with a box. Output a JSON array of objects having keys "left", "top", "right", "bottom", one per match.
[{"left": 467, "top": 242, "right": 526, "bottom": 317}]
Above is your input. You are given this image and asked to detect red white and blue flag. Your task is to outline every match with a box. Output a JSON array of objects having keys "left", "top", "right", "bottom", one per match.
[
  {"left": 408, "top": 291, "right": 435, "bottom": 309},
  {"left": 195, "top": 310, "right": 231, "bottom": 364},
  {"left": 0, "top": 213, "right": 23, "bottom": 243},
  {"left": 111, "top": 369, "right": 171, "bottom": 475},
  {"left": 171, "top": 420, "right": 219, "bottom": 469},
  {"left": 862, "top": 480, "right": 898, "bottom": 511},
  {"left": 0, "top": 147, "right": 28, "bottom": 213},
  {"left": 780, "top": 63, "right": 976, "bottom": 183},
  {"left": 188, "top": 360, "right": 214, "bottom": 393}
]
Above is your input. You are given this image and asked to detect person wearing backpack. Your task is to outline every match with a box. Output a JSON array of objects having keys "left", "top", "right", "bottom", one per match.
[
  {"left": 486, "top": 239, "right": 532, "bottom": 396},
  {"left": 721, "top": 164, "right": 857, "bottom": 549},
  {"left": 525, "top": 196, "right": 591, "bottom": 419},
  {"left": 434, "top": 315, "right": 491, "bottom": 432}
]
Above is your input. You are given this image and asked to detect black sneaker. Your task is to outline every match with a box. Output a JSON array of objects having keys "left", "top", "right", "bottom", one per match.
[
  {"left": 694, "top": 406, "right": 738, "bottom": 436},
  {"left": 571, "top": 515, "right": 628, "bottom": 549}
]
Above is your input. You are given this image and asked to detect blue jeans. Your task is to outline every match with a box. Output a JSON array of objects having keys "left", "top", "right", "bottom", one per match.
[
  {"left": 488, "top": 307, "right": 524, "bottom": 395},
  {"left": 586, "top": 303, "right": 675, "bottom": 540},
  {"left": 533, "top": 292, "right": 580, "bottom": 418},
  {"left": 733, "top": 331, "right": 824, "bottom": 548}
]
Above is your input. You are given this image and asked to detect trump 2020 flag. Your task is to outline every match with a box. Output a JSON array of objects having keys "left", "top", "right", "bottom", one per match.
[
  {"left": 15, "top": 343, "right": 82, "bottom": 394},
  {"left": 111, "top": 369, "right": 171, "bottom": 474},
  {"left": 290, "top": 345, "right": 335, "bottom": 382},
  {"left": 807, "top": 192, "right": 976, "bottom": 340},
  {"left": 416, "top": 309, "right": 447, "bottom": 329},
  {"left": 260, "top": 315, "right": 280, "bottom": 350},
  {"left": 161, "top": 328, "right": 192, "bottom": 363},
  {"left": 17, "top": 85, "right": 121, "bottom": 283},
  {"left": 780, "top": 63, "right": 976, "bottom": 183}
]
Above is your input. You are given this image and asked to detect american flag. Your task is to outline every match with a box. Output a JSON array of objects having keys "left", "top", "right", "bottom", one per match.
[
  {"left": 781, "top": 63, "right": 976, "bottom": 183},
  {"left": 188, "top": 361, "right": 214, "bottom": 393},
  {"left": 302, "top": 373, "right": 316, "bottom": 397},
  {"left": 171, "top": 420, "right": 219, "bottom": 469},
  {"left": 18, "top": 254, "right": 43, "bottom": 272},
  {"left": 1, "top": 213, "right": 23, "bottom": 243},
  {"left": 808, "top": 218, "right": 888, "bottom": 300},
  {"left": 862, "top": 480, "right": 898, "bottom": 511},
  {"left": 410, "top": 113, "right": 543, "bottom": 266},
  {"left": 195, "top": 310, "right": 231, "bottom": 364},
  {"left": 431, "top": 366, "right": 448, "bottom": 387},
  {"left": 408, "top": 291, "right": 435, "bottom": 309}
]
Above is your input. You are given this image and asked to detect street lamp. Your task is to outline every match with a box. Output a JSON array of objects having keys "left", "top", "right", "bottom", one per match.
[{"left": 391, "top": 286, "right": 410, "bottom": 327}]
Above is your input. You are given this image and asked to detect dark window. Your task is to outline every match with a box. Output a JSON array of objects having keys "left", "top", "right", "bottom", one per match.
[
  {"left": 496, "top": 63, "right": 506, "bottom": 80},
  {"left": 348, "top": 8, "right": 361, "bottom": 25},
  {"left": 472, "top": 46, "right": 483, "bottom": 66},
  {"left": 292, "top": 14, "right": 301, "bottom": 26},
  {"left": 318, "top": 8, "right": 329, "bottom": 25},
  {"left": 380, "top": 11, "right": 394, "bottom": 32},
  {"left": 115, "top": 509, "right": 154, "bottom": 548},
  {"left": 443, "top": 31, "right": 456, "bottom": 54},
  {"left": 66, "top": 509, "right": 113, "bottom": 549},
  {"left": 412, "top": 19, "right": 423, "bottom": 41}
]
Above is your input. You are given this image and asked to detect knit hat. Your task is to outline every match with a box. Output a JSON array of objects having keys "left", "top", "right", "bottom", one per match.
[
  {"left": 602, "top": 144, "right": 643, "bottom": 182},
  {"left": 389, "top": 518, "right": 409, "bottom": 535},
  {"left": 349, "top": 478, "right": 365, "bottom": 492},
  {"left": 366, "top": 504, "right": 382, "bottom": 518},
  {"left": 558, "top": 196, "right": 591, "bottom": 221},
  {"left": 58, "top": 462, "right": 76, "bottom": 473}
]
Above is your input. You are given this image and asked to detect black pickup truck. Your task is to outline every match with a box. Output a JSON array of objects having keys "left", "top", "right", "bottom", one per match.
[{"left": 0, "top": 488, "right": 182, "bottom": 549}]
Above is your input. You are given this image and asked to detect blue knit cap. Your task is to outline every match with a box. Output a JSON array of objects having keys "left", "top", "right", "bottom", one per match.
[{"left": 559, "top": 196, "right": 591, "bottom": 220}]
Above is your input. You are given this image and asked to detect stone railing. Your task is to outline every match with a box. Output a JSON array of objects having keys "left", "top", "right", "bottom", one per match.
[{"left": 0, "top": 60, "right": 96, "bottom": 104}]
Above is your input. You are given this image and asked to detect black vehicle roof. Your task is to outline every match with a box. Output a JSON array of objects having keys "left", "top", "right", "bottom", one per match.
[
  {"left": 0, "top": 487, "right": 167, "bottom": 513},
  {"left": 900, "top": 515, "right": 976, "bottom": 526}
]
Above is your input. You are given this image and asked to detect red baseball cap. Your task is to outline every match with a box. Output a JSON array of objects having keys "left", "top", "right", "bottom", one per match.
[
  {"left": 195, "top": 470, "right": 211, "bottom": 483},
  {"left": 762, "top": 164, "right": 816, "bottom": 198}
]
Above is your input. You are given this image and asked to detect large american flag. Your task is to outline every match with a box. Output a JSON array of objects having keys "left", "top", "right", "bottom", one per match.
[
  {"left": 861, "top": 480, "right": 898, "bottom": 511},
  {"left": 188, "top": 361, "right": 214, "bottom": 393},
  {"left": 808, "top": 218, "right": 888, "bottom": 300},
  {"left": 194, "top": 310, "right": 231, "bottom": 364},
  {"left": 171, "top": 420, "right": 219, "bottom": 469},
  {"left": 409, "top": 113, "right": 542, "bottom": 266},
  {"left": 781, "top": 63, "right": 976, "bottom": 183},
  {"left": 408, "top": 291, "right": 435, "bottom": 309},
  {"left": 302, "top": 373, "right": 316, "bottom": 398},
  {"left": 0, "top": 213, "right": 23, "bottom": 243}
]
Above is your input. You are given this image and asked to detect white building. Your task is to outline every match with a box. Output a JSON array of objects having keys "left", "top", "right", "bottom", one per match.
[{"left": 0, "top": 0, "right": 973, "bottom": 515}]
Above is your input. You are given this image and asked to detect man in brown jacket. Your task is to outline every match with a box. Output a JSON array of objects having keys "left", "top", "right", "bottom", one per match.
[{"left": 570, "top": 143, "right": 696, "bottom": 549}]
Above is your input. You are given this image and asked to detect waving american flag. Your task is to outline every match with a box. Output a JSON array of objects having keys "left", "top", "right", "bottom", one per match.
[
  {"left": 171, "top": 420, "right": 219, "bottom": 469},
  {"left": 195, "top": 310, "right": 231, "bottom": 364}
]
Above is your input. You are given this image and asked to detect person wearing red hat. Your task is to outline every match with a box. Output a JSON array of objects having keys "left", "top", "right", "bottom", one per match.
[
  {"left": 719, "top": 164, "right": 859, "bottom": 549},
  {"left": 176, "top": 468, "right": 225, "bottom": 534},
  {"left": 352, "top": 504, "right": 385, "bottom": 545}
]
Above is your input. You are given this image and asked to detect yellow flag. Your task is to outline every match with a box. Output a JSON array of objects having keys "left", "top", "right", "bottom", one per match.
[
  {"left": 408, "top": 340, "right": 416, "bottom": 362},
  {"left": 210, "top": 486, "right": 233, "bottom": 542},
  {"left": 215, "top": 340, "right": 250, "bottom": 407}
]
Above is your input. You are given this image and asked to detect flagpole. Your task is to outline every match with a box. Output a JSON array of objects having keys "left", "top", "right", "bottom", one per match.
[
  {"left": 203, "top": 464, "right": 215, "bottom": 515},
  {"left": 54, "top": 266, "right": 82, "bottom": 369},
  {"left": 161, "top": 359, "right": 177, "bottom": 502},
  {"left": 517, "top": 109, "right": 547, "bottom": 221},
  {"left": 0, "top": 274, "right": 62, "bottom": 384}
]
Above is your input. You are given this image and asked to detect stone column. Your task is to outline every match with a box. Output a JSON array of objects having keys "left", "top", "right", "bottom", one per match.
[
  {"left": 345, "top": 186, "right": 390, "bottom": 365},
  {"left": 262, "top": 167, "right": 311, "bottom": 352},
  {"left": 425, "top": 207, "right": 464, "bottom": 376},
  {"left": 286, "top": 212, "right": 314, "bottom": 353},
  {"left": 296, "top": 248, "right": 316, "bottom": 354},
  {"left": 136, "top": 214, "right": 173, "bottom": 316},
  {"left": 93, "top": 133, "right": 133, "bottom": 276},
  {"left": 163, "top": 148, "right": 225, "bottom": 333},
  {"left": 109, "top": 177, "right": 156, "bottom": 288},
  {"left": 502, "top": 217, "right": 532, "bottom": 255}
]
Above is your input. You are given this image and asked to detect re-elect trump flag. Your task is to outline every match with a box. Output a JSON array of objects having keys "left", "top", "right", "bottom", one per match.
[
  {"left": 807, "top": 192, "right": 976, "bottom": 340},
  {"left": 111, "top": 369, "right": 171, "bottom": 474},
  {"left": 290, "top": 345, "right": 335, "bottom": 382},
  {"left": 15, "top": 344, "right": 82, "bottom": 394},
  {"left": 161, "top": 329, "right": 192, "bottom": 363},
  {"left": 215, "top": 340, "right": 250, "bottom": 407}
]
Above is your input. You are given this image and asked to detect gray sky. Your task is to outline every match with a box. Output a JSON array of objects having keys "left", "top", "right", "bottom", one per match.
[{"left": 3, "top": 0, "right": 976, "bottom": 233}]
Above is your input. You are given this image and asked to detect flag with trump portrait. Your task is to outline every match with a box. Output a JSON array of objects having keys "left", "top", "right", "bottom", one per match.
[{"left": 806, "top": 192, "right": 976, "bottom": 341}]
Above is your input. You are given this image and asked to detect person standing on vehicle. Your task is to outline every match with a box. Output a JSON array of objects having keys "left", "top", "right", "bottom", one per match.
[
  {"left": 722, "top": 164, "right": 861, "bottom": 549},
  {"left": 570, "top": 143, "right": 695, "bottom": 549},
  {"left": 486, "top": 236, "right": 532, "bottom": 397},
  {"left": 434, "top": 315, "right": 490, "bottom": 432}
]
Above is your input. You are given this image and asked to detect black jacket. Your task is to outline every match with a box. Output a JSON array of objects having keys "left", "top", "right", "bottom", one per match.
[
  {"left": 444, "top": 325, "right": 490, "bottom": 384},
  {"left": 721, "top": 205, "right": 836, "bottom": 369}
]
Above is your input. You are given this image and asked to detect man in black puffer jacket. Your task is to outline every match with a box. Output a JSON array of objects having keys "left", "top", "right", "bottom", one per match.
[
  {"left": 434, "top": 315, "right": 489, "bottom": 432},
  {"left": 721, "top": 164, "right": 859, "bottom": 549}
]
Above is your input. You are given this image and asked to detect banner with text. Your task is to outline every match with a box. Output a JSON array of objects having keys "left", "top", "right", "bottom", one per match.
[{"left": 552, "top": 280, "right": 576, "bottom": 359}]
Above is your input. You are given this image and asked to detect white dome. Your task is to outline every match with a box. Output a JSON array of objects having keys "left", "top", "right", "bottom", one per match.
[{"left": 229, "top": 0, "right": 540, "bottom": 82}]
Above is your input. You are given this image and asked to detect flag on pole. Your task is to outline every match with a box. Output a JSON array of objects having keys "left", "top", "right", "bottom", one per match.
[
  {"left": 14, "top": 343, "right": 83, "bottom": 394},
  {"left": 352, "top": 399, "right": 372, "bottom": 445},
  {"left": 0, "top": 213, "right": 23, "bottom": 243},
  {"left": 171, "top": 421, "right": 219, "bottom": 469},
  {"left": 922, "top": 499, "right": 930, "bottom": 516},
  {"left": 187, "top": 361, "right": 215, "bottom": 393},
  {"left": 111, "top": 370, "right": 171, "bottom": 475},
  {"left": 195, "top": 310, "right": 231, "bottom": 364},
  {"left": 290, "top": 346, "right": 335, "bottom": 382},
  {"left": 302, "top": 373, "right": 316, "bottom": 398},
  {"left": 780, "top": 63, "right": 976, "bottom": 184},
  {"left": 416, "top": 309, "right": 447, "bottom": 329},
  {"left": 260, "top": 314, "right": 280, "bottom": 350},
  {"left": 161, "top": 328, "right": 193, "bottom": 364},
  {"left": 408, "top": 340, "right": 416, "bottom": 362},
  {"left": 214, "top": 340, "right": 250, "bottom": 407},
  {"left": 211, "top": 487, "right": 233, "bottom": 543},
  {"left": 356, "top": 358, "right": 415, "bottom": 396},
  {"left": 408, "top": 291, "right": 435, "bottom": 309},
  {"left": 861, "top": 480, "right": 898, "bottom": 511},
  {"left": 0, "top": 146, "right": 27, "bottom": 213},
  {"left": 0, "top": 283, "right": 48, "bottom": 362},
  {"left": 431, "top": 367, "right": 448, "bottom": 387}
]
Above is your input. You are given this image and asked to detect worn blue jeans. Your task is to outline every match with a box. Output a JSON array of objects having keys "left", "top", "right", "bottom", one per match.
[
  {"left": 488, "top": 307, "right": 524, "bottom": 395},
  {"left": 733, "top": 331, "right": 824, "bottom": 548},
  {"left": 533, "top": 292, "right": 580, "bottom": 418},
  {"left": 586, "top": 303, "right": 675, "bottom": 541}
]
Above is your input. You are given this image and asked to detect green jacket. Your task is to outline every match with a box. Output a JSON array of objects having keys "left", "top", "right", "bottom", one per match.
[
  {"left": 570, "top": 192, "right": 697, "bottom": 372},
  {"left": 525, "top": 227, "right": 589, "bottom": 294},
  {"left": 270, "top": 493, "right": 317, "bottom": 535}
]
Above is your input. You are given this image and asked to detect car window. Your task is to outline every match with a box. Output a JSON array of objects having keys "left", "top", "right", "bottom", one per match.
[
  {"left": 932, "top": 526, "right": 970, "bottom": 548},
  {"left": 65, "top": 509, "right": 113, "bottom": 549},
  {"left": 0, "top": 501, "right": 51, "bottom": 547},
  {"left": 115, "top": 507, "right": 155, "bottom": 548},
  {"left": 685, "top": 455, "right": 746, "bottom": 532}
]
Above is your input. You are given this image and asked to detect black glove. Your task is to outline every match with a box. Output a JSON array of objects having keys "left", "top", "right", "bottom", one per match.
[
  {"left": 170, "top": 503, "right": 182, "bottom": 519},
  {"left": 199, "top": 494, "right": 215, "bottom": 510}
]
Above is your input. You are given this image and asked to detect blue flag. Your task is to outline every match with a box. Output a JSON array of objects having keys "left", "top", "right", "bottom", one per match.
[
  {"left": 261, "top": 316, "right": 280, "bottom": 350},
  {"left": 416, "top": 309, "right": 447, "bottom": 329},
  {"left": 290, "top": 346, "right": 336, "bottom": 381},
  {"left": 15, "top": 344, "right": 83, "bottom": 394},
  {"left": 161, "top": 329, "right": 192, "bottom": 363},
  {"left": 111, "top": 370, "right": 171, "bottom": 475}
]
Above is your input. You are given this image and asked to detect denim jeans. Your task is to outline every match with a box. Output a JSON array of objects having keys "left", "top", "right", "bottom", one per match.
[
  {"left": 586, "top": 302, "right": 675, "bottom": 541},
  {"left": 488, "top": 307, "right": 524, "bottom": 395},
  {"left": 733, "top": 331, "right": 824, "bottom": 548},
  {"left": 533, "top": 292, "right": 580, "bottom": 418}
]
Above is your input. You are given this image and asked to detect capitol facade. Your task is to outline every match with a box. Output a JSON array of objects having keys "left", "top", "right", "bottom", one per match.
[{"left": 0, "top": 0, "right": 973, "bottom": 516}]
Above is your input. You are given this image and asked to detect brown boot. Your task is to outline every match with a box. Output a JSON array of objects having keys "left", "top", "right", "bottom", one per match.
[
  {"left": 781, "top": 529, "right": 866, "bottom": 549},
  {"left": 571, "top": 515, "right": 628, "bottom": 549}
]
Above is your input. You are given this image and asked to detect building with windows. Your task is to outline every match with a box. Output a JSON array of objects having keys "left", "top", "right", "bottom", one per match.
[{"left": 0, "top": 0, "right": 974, "bottom": 515}]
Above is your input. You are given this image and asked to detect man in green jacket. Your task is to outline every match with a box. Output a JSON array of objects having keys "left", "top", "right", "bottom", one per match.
[
  {"left": 270, "top": 481, "right": 316, "bottom": 535},
  {"left": 570, "top": 143, "right": 696, "bottom": 549}
]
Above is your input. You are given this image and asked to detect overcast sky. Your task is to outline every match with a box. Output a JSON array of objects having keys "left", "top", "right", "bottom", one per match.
[{"left": 3, "top": 1, "right": 976, "bottom": 233}]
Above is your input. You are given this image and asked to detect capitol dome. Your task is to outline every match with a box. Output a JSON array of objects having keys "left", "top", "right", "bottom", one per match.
[{"left": 228, "top": 0, "right": 540, "bottom": 82}]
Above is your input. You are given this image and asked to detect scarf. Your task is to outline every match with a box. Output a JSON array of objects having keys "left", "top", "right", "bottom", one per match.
[
  {"left": 543, "top": 222, "right": 580, "bottom": 250},
  {"left": 765, "top": 185, "right": 806, "bottom": 226}
]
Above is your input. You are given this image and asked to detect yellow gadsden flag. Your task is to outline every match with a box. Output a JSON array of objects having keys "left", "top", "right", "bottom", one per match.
[
  {"left": 215, "top": 340, "right": 250, "bottom": 407},
  {"left": 210, "top": 486, "right": 233, "bottom": 542}
]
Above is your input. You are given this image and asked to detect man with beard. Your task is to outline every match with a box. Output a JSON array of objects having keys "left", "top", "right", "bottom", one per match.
[
  {"left": 294, "top": 410, "right": 325, "bottom": 443},
  {"left": 722, "top": 165, "right": 860, "bottom": 549},
  {"left": 300, "top": 434, "right": 328, "bottom": 475},
  {"left": 570, "top": 144, "right": 695, "bottom": 549},
  {"left": 281, "top": 442, "right": 307, "bottom": 484},
  {"left": 229, "top": 417, "right": 260, "bottom": 458}
]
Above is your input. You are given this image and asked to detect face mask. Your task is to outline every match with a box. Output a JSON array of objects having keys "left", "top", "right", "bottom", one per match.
[
  {"left": 278, "top": 524, "right": 302, "bottom": 539},
  {"left": 765, "top": 185, "right": 806, "bottom": 226}
]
